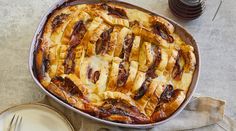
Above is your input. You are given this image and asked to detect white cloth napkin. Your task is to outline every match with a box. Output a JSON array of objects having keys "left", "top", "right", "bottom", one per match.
[{"left": 39, "top": 95, "right": 236, "bottom": 131}]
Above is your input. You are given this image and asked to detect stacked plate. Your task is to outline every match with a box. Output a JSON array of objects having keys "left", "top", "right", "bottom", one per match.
[
  {"left": 169, "top": 0, "right": 206, "bottom": 20},
  {"left": 0, "top": 104, "right": 74, "bottom": 131}
]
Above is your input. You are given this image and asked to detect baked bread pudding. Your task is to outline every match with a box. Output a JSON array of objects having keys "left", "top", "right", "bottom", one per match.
[{"left": 35, "top": 2, "right": 196, "bottom": 124}]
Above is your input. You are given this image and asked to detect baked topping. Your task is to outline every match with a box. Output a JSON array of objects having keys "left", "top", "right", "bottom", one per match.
[
  {"left": 160, "top": 84, "right": 174, "bottom": 102},
  {"left": 133, "top": 78, "right": 151, "bottom": 100},
  {"left": 172, "top": 51, "right": 184, "bottom": 80},
  {"left": 36, "top": 2, "right": 196, "bottom": 124},
  {"left": 120, "top": 34, "right": 135, "bottom": 61},
  {"left": 153, "top": 24, "right": 174, "bottom": 43},
  {"left": 87, "top": 67, "right": 93, "bottom": 79},
  {"left": 69, "top": 21, "right": 86, "bottom": 47},
  {"left": 96, "top": 28, "right": 113, "bottom": 55},
  {"left": 51, "top": 13, "right": 69, "bottom": 31},
  {"left": 63, "top": 21, "right": 86, "bottom": 74},
  {"left": 117, "top": 61, "right": 129, "bottom": 87},
  {"left": 42, "top": 54, "right": 50, "bottom": 73},
  {"left": 64, "top": 77, "right": 82, "bottom": 95},
  {"left": 99, "top": 100, "right": 149, "bottom": 123},
  {"left": 101, "top": 3, "right": 128, "bottom": 19},
  {"left": 92, "top": 71, "right": 100, "bottom": 83},
  {"left": 146, "top": 46, "right": 161, "bottom": 78},
  {"left": 51, "top": 76, "right": 82, "bottom": 96}
]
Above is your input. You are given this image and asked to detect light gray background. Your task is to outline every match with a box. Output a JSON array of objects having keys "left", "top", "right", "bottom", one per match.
[{"left": 0, "top": 0, "right": 235, "bottom": 121}]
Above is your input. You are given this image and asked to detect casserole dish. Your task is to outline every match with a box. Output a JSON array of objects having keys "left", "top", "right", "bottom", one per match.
[{"left": 29, "top": 0, "right": 200, "bottom": 128}]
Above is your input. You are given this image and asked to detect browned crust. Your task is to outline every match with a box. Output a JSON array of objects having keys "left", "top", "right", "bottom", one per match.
[
  {"left": 34, "top": 2, "right": 196, "bottom": 124},
  {"left": 35, "top": 40, "right": 48, "bottom": 82}
]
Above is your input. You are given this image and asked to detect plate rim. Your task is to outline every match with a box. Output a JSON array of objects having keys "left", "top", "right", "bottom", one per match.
[{"left": 0, "top": 103, "right": 75, "bottom": 131}]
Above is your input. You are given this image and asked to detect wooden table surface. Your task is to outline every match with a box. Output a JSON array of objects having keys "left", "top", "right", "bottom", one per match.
[{"left": 0, "top": 0, "right": 235, "bottom": 121}]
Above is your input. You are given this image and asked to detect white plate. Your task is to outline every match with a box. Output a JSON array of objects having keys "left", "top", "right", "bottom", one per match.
[{"left": 0, "top": 103, "right": 74, "bottom": 131}]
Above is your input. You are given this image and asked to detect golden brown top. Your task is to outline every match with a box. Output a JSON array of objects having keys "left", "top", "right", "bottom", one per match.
[{"left": 35, "top": 3, "right": 196, "bottom": 124}]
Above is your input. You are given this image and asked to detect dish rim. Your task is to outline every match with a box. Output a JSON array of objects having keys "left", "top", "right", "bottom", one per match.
[{"left": 28, "top": 0, "right": 201, "bottom": 128}]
